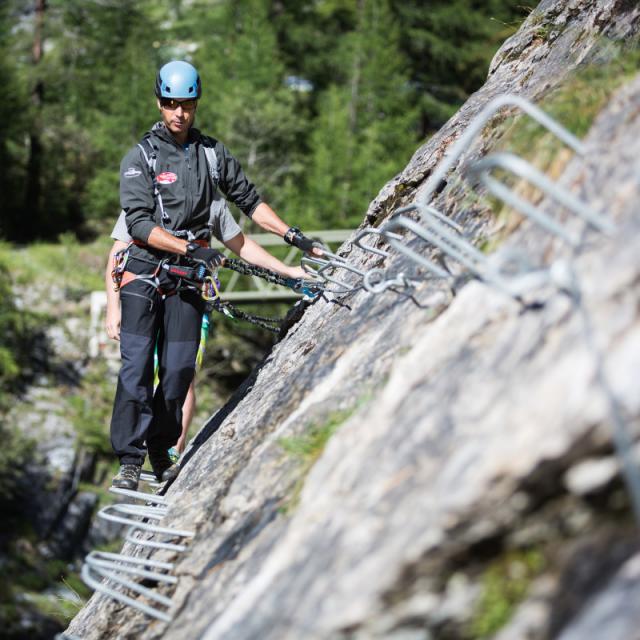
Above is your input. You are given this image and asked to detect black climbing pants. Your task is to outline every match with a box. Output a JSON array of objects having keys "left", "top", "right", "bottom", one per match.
[{"left": 110, "top": 276, "right": 203, "bottom": 465}]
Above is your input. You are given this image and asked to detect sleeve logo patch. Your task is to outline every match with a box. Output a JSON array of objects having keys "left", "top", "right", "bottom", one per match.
[
  {"left": 124, "top": 167, "right": 142, "bottom": 178},
  {"left": 157, "top": 172, "right": 178, "bottom": 184}
]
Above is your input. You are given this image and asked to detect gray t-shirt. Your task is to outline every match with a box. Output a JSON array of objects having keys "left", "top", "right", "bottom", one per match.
[{"left": 111, "top": 194, "right": 241, "bottom": 244}]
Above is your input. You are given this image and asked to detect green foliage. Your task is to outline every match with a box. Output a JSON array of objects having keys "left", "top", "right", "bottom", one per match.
[
  {"left": 508, "top": 42, "right": 640, "bottom": 147},
  {"left": 66, "top": 361, "right": 114, "bottom": 457},
  {"left": 1, "top": 234, "right": 108, "bottom": 293},
  {"left": 479, "top": 41, "right": 640, "bottom": 241},
  {"left": 468, "top": 548, "right": 545, "bottom": 638},
  {"left": 0, "top": 422, "right": 35, "bottom": 506},
  {"left": 0, "top": 540, "right": 89, "bottom": 634},
  {"left": 279, "top": 411, "right": 348, "bottom": 461},
  {"left": 0, "top": 250, "right": 45, "bottom": 403},
  {"left": 390, "top": 0, "right": 533, "bottom": 133},
  {"left": 0, "top": 250, "right": 41, "bottom": 508},
  {"left": 293, "top": 0, "right": 419, "bottom": 227},
  {"left": 278, "top": 408, "right": 354, "bottom": 512},
  {"left": 0, "top": 0, "right": 529, "bottom": 241}
]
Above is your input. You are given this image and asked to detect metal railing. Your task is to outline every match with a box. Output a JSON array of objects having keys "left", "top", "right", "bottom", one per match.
[
  {"left": 310, "top": 93, "right": 612, "bottom": 299},
  {"left": 310, "top": 93, "right": 640, "bottom": 525},
  {"left": 79, "top": 471, "right": 194, "bottom": 622}
]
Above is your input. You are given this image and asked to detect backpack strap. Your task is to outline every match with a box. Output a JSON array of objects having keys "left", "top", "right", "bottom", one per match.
[
  {"left": 137, "top": 136, "right": 171, "bottom": 228},
  {"left": 202, "top": 139, "right": 219, "bottom": 185}
]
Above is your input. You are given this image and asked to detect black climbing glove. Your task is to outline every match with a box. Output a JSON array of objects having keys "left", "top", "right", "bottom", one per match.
[
  {"left": 284, "top": 226, "right": 316, "bottom": 253},
  {"left": 185, "top": 243, "right": 225, "bottom": 269}
]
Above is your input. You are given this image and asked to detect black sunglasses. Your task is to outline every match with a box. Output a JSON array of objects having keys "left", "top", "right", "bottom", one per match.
[{"left": 160, "top": 98, "right": 198, "bottom": 111}]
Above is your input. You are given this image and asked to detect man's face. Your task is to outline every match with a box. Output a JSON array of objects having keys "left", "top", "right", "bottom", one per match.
[{"left": 157, "top": 97, "right": 197, "bottom": 137}]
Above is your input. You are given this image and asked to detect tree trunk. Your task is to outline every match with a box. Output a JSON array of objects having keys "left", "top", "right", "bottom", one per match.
[{"left": 24, "top": 0, "right": 46, "bottom": 229}]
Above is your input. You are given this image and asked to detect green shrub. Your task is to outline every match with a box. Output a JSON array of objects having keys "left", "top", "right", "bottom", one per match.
[
  {"left": 278, "top": 408, "right": 354, "bottom": 512},
  {"left": 468, "top": 548, "right": 545, "bottom": 638}
]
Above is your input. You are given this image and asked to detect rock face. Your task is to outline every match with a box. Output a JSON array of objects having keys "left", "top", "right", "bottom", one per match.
[{"left": 67, "top": 1, "right": 640, "bottom": 639}]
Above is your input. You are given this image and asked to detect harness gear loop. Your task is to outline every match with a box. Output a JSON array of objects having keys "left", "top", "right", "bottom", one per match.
[{"left": 111, "top": 242, "right": 132, "bottom": 291}]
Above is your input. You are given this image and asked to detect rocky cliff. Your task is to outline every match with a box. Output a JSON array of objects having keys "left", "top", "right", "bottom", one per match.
[{"left": 67, "top": 1, "right": 640, "bottom": 638}]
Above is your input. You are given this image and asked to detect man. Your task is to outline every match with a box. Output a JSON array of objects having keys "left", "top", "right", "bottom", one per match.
[
  {"left": 111, "top": 60, "right": 318, "bottom": 491},
  {"left": 106, "top": 234, "right": 195, "bottom": 460}
]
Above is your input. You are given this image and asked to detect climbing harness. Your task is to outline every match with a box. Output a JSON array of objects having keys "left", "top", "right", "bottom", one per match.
[
  {"left": 112, "top": 241, "right": 324, "bottom": 333},
  {"left": 111, "top": 245, "right": 130, "bottom": 291}
]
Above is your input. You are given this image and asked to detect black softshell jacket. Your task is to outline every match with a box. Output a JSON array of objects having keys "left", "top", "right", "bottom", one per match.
[{"left": 120, "top": 122, "right": 261, "bottom": 264}]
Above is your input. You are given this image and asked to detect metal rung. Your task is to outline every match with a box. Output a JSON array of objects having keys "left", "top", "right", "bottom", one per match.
[
  {"left": 86, "top": 553, "right": 176, "bottom": 582},
  {"left": 415, "top": 205, "right": 464, "bottom": 233},
  {"left": 109, "top": 487, "right": 168, "bottom": 504},
  {"left": 81, "top": 564, "right": 173, "bottom": 622},
  {"left": 391, "top": 206, "right": 487, "bottom": 267},
  {"left": 102, "top": 503, "right": 168, "bottom": 519},
  {"left": 353, "top": 226, "right": 402, "bottom": 258},
  {"left": 362, "top": 268, "right": 419, "bottom": 294},
  {"left": 126, "top": 526, "right": 188, "bottom": 552},
  {"left": 139, "top": 471, "right": 163, "bottom": 487},
  {"left": 87, "top": 550, "right": 175, "bottom": 571},
  {"left": 470, "top": 152, "right": 616, "bottom": 243},
  {"left": 301, "top": 255, "right": 360, "bottom": 293},
  {"left": 97, "top": 504, "right": 194, "bottom": 537},
  {"left": 418, "top": 93, "right": 586, "bottom": 209},
  {"left": 381, "top": 219, "right": 451, "bottom": 280}
]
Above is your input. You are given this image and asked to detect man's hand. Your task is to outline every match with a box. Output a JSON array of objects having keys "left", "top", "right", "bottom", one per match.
[
  {"left": 105, "top": 304, "right": 121, "bottom": 341},
  {"left": 284, "top": 227, "right": 324, "bottom": 257},
  {"left": 186, "top": 243, "right": 226, "bottom": 269},
  {"left": 284, "top": 266, "right": 309, "bottom": 280}
]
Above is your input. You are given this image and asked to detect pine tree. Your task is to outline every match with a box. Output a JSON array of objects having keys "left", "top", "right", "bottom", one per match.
[
  {"left": 390, "top": 0, "right": 531, "bottom": 134},
  {"left": 186, "top": 0, "right": 305, "bottom": 219},
  {"left": 300, "top": 0, "right": 418, "bottom": 227}
]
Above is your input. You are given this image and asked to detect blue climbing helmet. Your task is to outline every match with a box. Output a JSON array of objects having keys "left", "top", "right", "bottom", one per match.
[{"left": 155, "top": 60, "right": 202, "bottom": 99}]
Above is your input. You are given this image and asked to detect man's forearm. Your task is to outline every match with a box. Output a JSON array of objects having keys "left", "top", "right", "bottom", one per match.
[
  {"left": 226, "top": 235, "right": 294, "bottom": 277},
  {"left": 250, "top": 202, "right": 290, "bottom": 237},
  {"left": 146, "top": 226, "right": 190, "bottom": 255}
]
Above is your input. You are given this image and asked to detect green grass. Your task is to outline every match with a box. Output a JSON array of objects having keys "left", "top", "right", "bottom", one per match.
[
  {"left": 0, "top": 233, "right": 111, "bottom": 294},
  {"left": 0, "top": 541, "right": 89, "bottom": 630},
  {"left": 478, "top": 42, "right": 640, "bottom": 244},
  {"left": 497, "top": 43, "right": 640, "bottom": 165},
  {"left": 467, "top": 548, "right": 545, "bottom": 638},
  {"left": 23, "top": 589, "right": 84, "bottom": 625},
  {"left": 278, "top": 408, "right": 355, "bottom": 513}
]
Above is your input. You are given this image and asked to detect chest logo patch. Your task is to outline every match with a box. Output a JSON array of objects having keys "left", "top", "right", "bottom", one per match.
[
  {"left": 124, "top": 167, "right": 141, "bottom": 178},
  {"left": 157, "top": 171, "right": 178, "bottom": 184}
]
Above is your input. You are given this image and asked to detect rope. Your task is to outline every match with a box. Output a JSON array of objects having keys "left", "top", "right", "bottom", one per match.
[
  {"left": 224, "top": 258, "right": 298, "bottom": 288},
  {"left": 209, "top": 299, "right": 284, "bottom": 334},
  {"left": 199, "top": 258, "right": 323, "bottom": 333}
]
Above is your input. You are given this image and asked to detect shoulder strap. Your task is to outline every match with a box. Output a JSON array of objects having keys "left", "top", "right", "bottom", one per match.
[
  {"left": 136, "top": 135, "right": 170, "bottom": 228},
  {"left": 137, "top": 136, "right": 157, "bottom": 174},
  {"left": 202, "top": 137, "right": 220, "bottom": 184}
]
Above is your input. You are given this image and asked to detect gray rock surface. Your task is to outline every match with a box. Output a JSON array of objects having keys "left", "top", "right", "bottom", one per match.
[
  {"left": 67, "top": 1, "right": 640, "bottom": 638},
  {"left": 556, "top": 552, "right": 640, "bottom": 640}
]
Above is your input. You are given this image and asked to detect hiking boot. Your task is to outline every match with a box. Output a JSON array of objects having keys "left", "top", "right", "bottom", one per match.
[
  {"left": 148, "top": 441, "right": 175, "bottom": 482},
  {"left": 161, "top": 463, "right": 180, "bottom": 483},
  {"left": 112, "top": 463, "right": 142, "bottom": 491}
]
